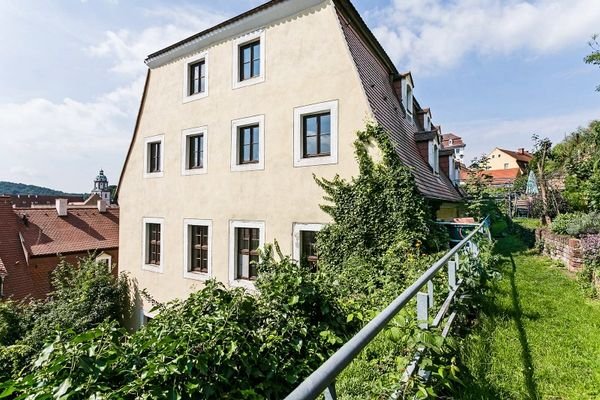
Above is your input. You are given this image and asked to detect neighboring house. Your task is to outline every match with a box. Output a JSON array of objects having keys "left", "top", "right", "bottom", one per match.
[
  {"left": 7, "top": 194, "right": 85, "bottom": 208},
  {"left": 487, "top": 148, "right": 533, "bottom": 173},
  {"left": 117, "top": 0, "right": 463, "bottom": 325},
  {"left": 0, "top": 196, "right": 118, "bottom": 300},
  {"left": 441, "top": 133, "right": 466, "bottom": 161}
]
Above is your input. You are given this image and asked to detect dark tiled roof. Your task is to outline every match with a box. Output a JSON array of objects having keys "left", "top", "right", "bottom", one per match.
[
  {"left": 337, "top": 11, "right": 462, "bottom": 202},
  {"left": 441, "top": 133, "right": 465, "bottom": 148},
  {"left": 17, "top": 208, "right": 119, "bottom": 256}
]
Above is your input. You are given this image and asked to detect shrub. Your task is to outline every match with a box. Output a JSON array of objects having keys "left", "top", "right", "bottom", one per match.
[
  {"left": 0, "top": 256, "right": 129, "bottom": 381},
  {"left": 550, "top": 212, "right": 583, "bottom": 234},
  {"left": 581, "top": 234, "right": 600, "bottom": 265}
]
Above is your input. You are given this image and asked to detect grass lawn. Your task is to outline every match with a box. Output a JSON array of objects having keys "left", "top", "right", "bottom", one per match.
[{"left": 458, "top": 235, "right": 600, "bottom": 399}]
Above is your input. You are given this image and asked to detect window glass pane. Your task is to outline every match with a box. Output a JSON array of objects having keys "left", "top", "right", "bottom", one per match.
[
  {"left": 243, "top": 63, "right": 251, "bottom": 80},
  {"left": 320, "top": 113, "right": 331, "bottom": 134},
  {"left": 252, "top": 143, "right": 259, "bottom": 161},
  {"left": 304, "top": 116, "right": 317, "bottom": 136},
  {"left": 305, "top": 136, "right": 317, "bottom": 156},
  {"left": 253, "top": 59, "right": 260, "bottom": 76},
  {"left": 243, "top": 129, "right": 251, "bottom": 144},
  {"left": 252, "top": 42, "right": 260, "bottom": 62},
  {"left": 242, "top": 46, "right": 251, "bottom": 63},
  {"left": 320, "top": 133, "right": 330, "bottom": 154}
]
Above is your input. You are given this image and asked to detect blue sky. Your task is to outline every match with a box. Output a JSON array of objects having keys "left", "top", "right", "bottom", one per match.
[{"left": 0, "top": 0, "right": 599, "bottom": 193}]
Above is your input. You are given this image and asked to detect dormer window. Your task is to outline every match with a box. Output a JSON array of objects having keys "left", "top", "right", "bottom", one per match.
[
  {"left": 448, "top": 139, "right": 453, "bottom": 146},
  {"left": 424, "top": 114, "right": 431, "bottom": 131},
  {"left": 405, "top": 85, "right": 413, "bottom": 123}
]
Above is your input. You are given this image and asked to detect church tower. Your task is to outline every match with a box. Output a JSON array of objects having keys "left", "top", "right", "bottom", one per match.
[{"left": 91, "top": 169, "right": 111, "bottom": 204}]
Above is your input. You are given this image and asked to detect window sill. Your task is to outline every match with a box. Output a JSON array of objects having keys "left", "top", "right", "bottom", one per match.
[
  {"left": 294, "top": 154, "right": 337, "bottom": 168},
  {"left": 181, "top": 167, "right": 207, "bottom": 176},
  {"left": 142, "top": 263, "right": 163, "bottom": 273},
  {"left": 143, "top": 171, "right": 164, "bottom": 179},
  {"left": 232, "top": 74, "right": 265, "bottom": 90},
  {"left": 182, "top": 91, "right": 208, "bottom": 104},
  {"left": 229, "top": 279, "right": 257, "bottom": 291},
  {"left": 231, "top": 161, "right": 264, "bottom": 172},
  {"left": 183, "top": 271, "right": 210, "bottom": 281}
]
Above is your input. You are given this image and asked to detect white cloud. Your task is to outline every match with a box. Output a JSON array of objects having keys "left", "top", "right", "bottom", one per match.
[
  {"left": 0, "top": 5, "right": 226, "bottom": 192},
  {"left": 451, "top": 107, "right": 600, "bottom": 161},
  {"left": 369, "top": 0, "right": 600, "bottom": 74},
  {"left": 87, "top": 6, "right": 225, "bottom": 76}
]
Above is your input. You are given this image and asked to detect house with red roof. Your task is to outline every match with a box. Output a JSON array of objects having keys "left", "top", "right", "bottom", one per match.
[
  {"left": 484, "top": 147, "right": 533, "bottom": 186},
  {"left": 0, "top": 195, "right": 118, "bottom": 300}
]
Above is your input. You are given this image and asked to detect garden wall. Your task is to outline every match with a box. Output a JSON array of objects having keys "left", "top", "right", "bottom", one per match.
[{"left": 535, "top": 229, "right": 583, "bottom": 272}]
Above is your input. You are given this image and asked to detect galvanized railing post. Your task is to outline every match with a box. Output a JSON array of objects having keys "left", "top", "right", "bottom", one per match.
[
  {"left": 324, "top": 382, "right": 337, "bottom": 400},
  {"left": 416, "top": 292, "right": 429, "bottom": 329},
  {"left": 427, "top": 280, "right": 434, "bottom": 309},
  {"left": 447, "top": 260, "right": 456, "bottom": 290}
]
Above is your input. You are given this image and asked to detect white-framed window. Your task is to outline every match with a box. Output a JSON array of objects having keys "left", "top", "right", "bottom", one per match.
[
  {"left": 142, "top": 217, "right": 164, "bottom": 273},
  {"left": 181, "top": 127, "right": 208, "bottom": 176},
  {"left": 95, "top": 252, "right": 112, "bottom": 270},
  {"left": 448, "top": 139, "right": 453, "bottom": 146},
  {"left": 424, "top": 114, "right": 431, "bottom": 131},
  {"left": 232, "top": 30, "right": 265, "bottom": 89},
  {"left": 228, "top": 220, "right": 265, "bottom": 289},
  {"left": 183, "top": 219, "right": 212, "bottom": 281},
  {"left": 292, "top": 223, "right": 324, "bottom": 271},
  {"left": 293, "top": 100, "right": 339, "bottom": 168},
  {"left": 404, "top": 83, "right": 414, "bottom": 123},
  {"left": 230, "top": 115, "right": 265, "bottom": 172},
  {"left": 183, "top": 52, "right": 208, "bottom": 103},
  {"left": 428, "top": 141, "right": 440, "bottom": 174},
  {"left": 504, "top": 163, "right": 509, "bottom": 169},
  {"left": 143, "top": 134, "right": 164, "bottom": 178}
]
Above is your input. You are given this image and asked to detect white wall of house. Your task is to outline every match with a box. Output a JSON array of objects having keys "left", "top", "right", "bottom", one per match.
[{"left": 118, "top": 1, "right": 373, "bottom": 318}]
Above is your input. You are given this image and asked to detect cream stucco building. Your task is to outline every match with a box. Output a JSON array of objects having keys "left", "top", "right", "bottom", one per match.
[{"left": 117, "top": 0, "right": 462, "bottom": 324}]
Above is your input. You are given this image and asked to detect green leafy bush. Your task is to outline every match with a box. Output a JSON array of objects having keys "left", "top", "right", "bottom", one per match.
[
  {"left": 551, "top": 212, "right": 600, "bottom": 237},
  {"left": 0, "top": 256, "right": 129, "bottom": 381}
]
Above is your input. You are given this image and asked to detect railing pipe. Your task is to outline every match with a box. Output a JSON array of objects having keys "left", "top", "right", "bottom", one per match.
[{"left": 284, "top": 217, "right": 488, "bottom": 400}]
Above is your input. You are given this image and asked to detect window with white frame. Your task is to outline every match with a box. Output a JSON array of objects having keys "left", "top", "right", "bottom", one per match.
[
  {"left": 229, "top": 220, "right": 265, "bottom": 288},
  {"left": 504, "top": 163, "right": 509, "bottom": 169},
  {"left": 433, "top": 143, "right": 440, "bottom": 174},
  {"left": 95, "top": 252, "right": 112, "bottom": 270},
  {"left": 183, "top": 219, "right": 212, "bottom": 280},
  {"left": 144, "top": 135, "right": 164, "bottom": 178},
  {"left": 142, "top": 217, "right": 164, "bottom": 272},
  {"left": 183, "top": 52, "right": 208, "bottom": 103},
  {"left": 424, "top": 114, "right": 431, "bottom": 131},
  {"left": 181, "top": 127, "right": 207, "bottom": 175},
  {"left": 292, "top": 223, "right": 324, "bottom": 272},
  {"left": 230, "top": 115, "right": 264, "bottom": 172},
  {"left": 405, "top": 84, "right": 414, "bottom": 123},
  {"left": 293, "top": 100, "right": 338, "bottom": 167},
  {"left": 232, "top": 30, "right": 265, "bottom": 89}
]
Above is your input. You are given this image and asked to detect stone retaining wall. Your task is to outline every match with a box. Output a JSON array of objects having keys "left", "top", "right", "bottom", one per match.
[{"left": 535, "top": 229, "right": 583, "bottom": 272}]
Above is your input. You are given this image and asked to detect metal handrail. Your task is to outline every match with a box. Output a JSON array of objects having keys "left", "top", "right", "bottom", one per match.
[{"left": 285, "top": 217, "right": 490, "bottom": 400}]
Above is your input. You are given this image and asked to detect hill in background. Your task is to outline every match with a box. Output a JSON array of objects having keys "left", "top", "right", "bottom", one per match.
[{"left": 0, "top": 181, "right": 82, "bottom": 196}]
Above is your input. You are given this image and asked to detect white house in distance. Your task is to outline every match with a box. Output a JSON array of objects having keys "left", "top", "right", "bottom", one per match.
[{"left": 117, "top": 0, "right": 463, "bottom": 325}]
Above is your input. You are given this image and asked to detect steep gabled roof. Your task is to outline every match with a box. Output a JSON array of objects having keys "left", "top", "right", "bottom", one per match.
[{"left": 335, "top": 5, "right": 462, "bottom": 202}]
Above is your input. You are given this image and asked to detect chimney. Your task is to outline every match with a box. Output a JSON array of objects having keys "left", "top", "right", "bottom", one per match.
[
  {"left": 0, "top": 196, "right": 13, "bottom": 221},
  {"left": 56, "top": 199, "right": 68, "bottom": 217},
  {"left": 97, "top": 199, "right": 107, "bottom": 213},
  {"left": 518, "top": 148, "right": 525, "bottom": 154}
]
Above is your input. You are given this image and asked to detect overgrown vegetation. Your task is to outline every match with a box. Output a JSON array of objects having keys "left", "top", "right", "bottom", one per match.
[
  {"left": 0, "top": 257, "right": 129, "bottom": 383},
  {"left": 1, "top": 124, "right": 497, "bottom": 399}
]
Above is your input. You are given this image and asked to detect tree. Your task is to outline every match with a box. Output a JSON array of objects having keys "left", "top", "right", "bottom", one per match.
[
  {"left": 531, "top": 135, "right": 553, "bottom": 225},
  {"left": 584, "top": 34, "right": 600, "bottom": 91}
]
